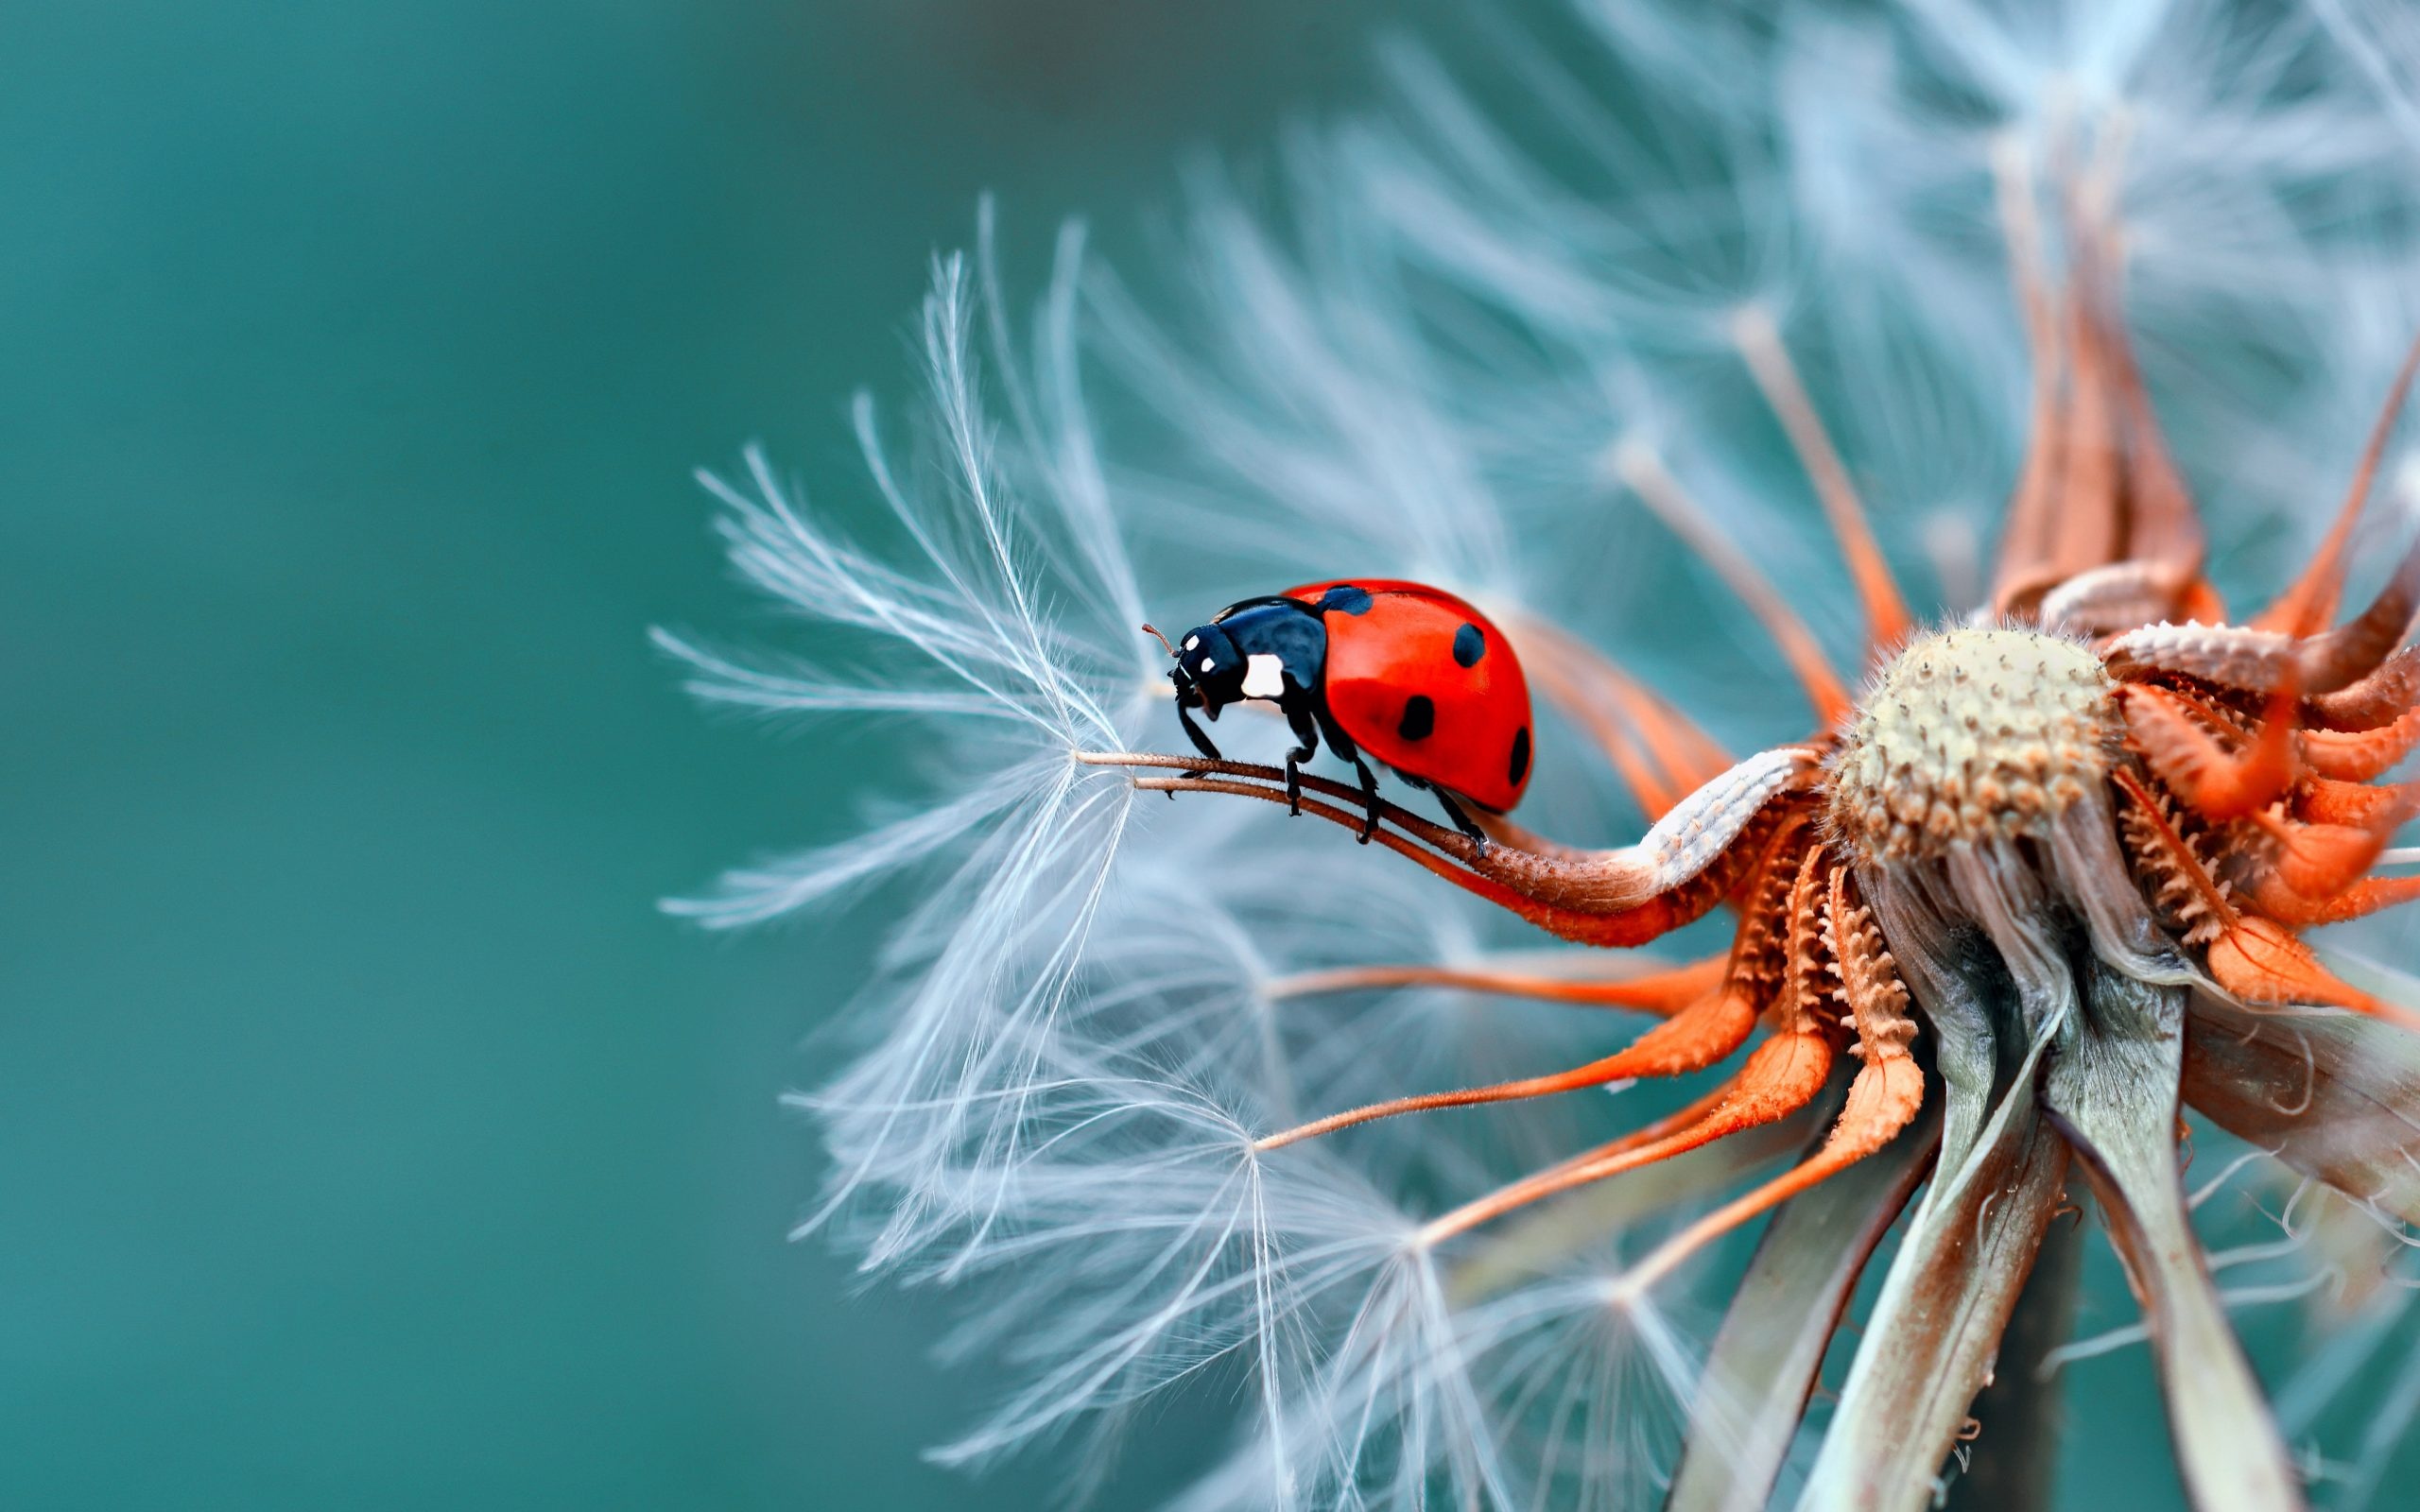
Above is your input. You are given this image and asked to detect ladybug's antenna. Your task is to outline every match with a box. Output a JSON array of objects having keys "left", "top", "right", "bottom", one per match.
[{"left": 1140, "top": 623, "right": 1178, "bottom": 658}]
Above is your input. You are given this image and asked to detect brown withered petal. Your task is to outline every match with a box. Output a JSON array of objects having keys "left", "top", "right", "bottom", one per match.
[
  {"left": 1665, "top": 1102, "right": 1937, "bottom": 1512},
  {"left": 1796, "top": 1067, "right": 2071, "bottom": 1511},
  {"left": 1954, "top": 1204, "right": 2089, "bottom": 1512},
  {"left": 2183, "top": 993, "right": 2420, "bottom": 1227},
  {"left": 2049, "top": 964, "right": 2305, "bottom": 1512}
]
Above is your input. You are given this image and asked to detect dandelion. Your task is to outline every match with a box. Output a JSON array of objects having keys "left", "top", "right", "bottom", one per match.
[{"left": 670, "top": 2, "right": 2420, "bottom": 1506}]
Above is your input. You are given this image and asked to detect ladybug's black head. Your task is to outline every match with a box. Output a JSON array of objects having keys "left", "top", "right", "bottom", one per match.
[
  {"left": 1167, "top": 620, "right": 1248, "bottom": 718},
  {"left": 1160, "top": 597, "right": 1328, "bottom": 722}
]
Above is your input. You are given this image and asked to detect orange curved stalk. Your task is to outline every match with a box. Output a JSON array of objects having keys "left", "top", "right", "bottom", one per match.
[
  {"left": 1616, "top": 1057, "right": 1927, "bottom": 1297},
  {"left": 1612, "top": 867, "right": 1931, "bottom": 1287},
  {"left": 1611, "top": 441, "right": 1854, "bottom": 726},
  {"left": 2307, "top": 645, "right": 2420, "bottom": 732},
  {"left": 1126, "top": 773, "right": 1743, "bottom": 949},
  {"left": 2248, "top": 811, "right": 2396, "bottom": 902},
  {"left": 2119, "top": 685, "right": 2299, "bottom": 821},
  {"left": 2294, "top": 777, "right": 2419, "bottom": 828},
  {"left": 1732, "top": 305, "right": 1913, "bottom": 656},
  {"left": 1261, "top": 954, "right": 1727, "bottom": 1014},
  {"left": 2240, "top": 872, "right": 2420, "bottom": 928},
  {"left": 1254, "top": 983, "right": 1760, "bottom": 1151},
  {"left": 1521, "top": 1081, "right": 1743, "bottom": 1188},
  {"left": 2300, "top": 708, "right": 2420, "bottom": 782},
  {"left": 1416, "top": 1030, "right": 1838, "bottom": 1246},
  {"left": 2204, "top": 914, "right": 2416, "bottom": 1029},
  {"left": 2254, "top": 335, "right": 2420, "bottom": 635},
  {"left": 1094, "top": 745, "right": 1812, "bottom": 949},
  {"left": 2295, "top": 532, "right": 2420, "bottom": 695}
]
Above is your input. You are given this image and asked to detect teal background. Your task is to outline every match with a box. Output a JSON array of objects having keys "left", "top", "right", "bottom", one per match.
[{"left": 0, "top": 3, "right": 1432, "bottom": 1506}]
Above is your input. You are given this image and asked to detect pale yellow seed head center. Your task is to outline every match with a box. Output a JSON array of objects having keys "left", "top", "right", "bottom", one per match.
[{"left": 1828, "top": 627, "right": 2118, "bottom": 864}]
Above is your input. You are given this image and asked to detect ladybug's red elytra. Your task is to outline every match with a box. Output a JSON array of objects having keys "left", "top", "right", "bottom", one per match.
[{"left": 1152, "top": 579, "right": 1533, "bottom": 843}]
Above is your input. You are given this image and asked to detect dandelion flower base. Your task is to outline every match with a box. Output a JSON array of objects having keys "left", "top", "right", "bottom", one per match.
[{"left": 1831, "top": 628, "right": 2118, "bottom": 864}]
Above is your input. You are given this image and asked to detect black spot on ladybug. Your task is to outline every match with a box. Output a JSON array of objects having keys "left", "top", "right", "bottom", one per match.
[
  {"left": 1452, "top": 622, "right": 1485, "bottom": 667},
  {"left": 1398, "top": 695, "right": 1436, "bottom": 741},
  {"left": 1508, "top": 726, "right": 1531, "bottom": 786},
  {"left": 1319, "top": 584, "right": 1374, "bottom": 615}
]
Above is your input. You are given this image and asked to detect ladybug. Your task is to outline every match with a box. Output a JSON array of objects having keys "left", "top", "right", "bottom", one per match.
[{"left": 1150, "top": 579, "right": 1533, "bottom": 843}]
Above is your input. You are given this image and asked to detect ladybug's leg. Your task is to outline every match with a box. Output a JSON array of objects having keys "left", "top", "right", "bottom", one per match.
[
  {"left": 1174, "top": 696, "right": 1225, "bottom": 781},
  {"left": 1310, "top": 706, "right": 1383, "bottom": 843},
  {"left": 1349, "top": 756, "right": 1385, "bottom": 842},
  {"left": 1318, "top": 752, "right": 1381, "bottom": 842},
  {"left": 1430, "top": 789, "right": 1490, "bottom": 849},
  {"left": 1279, "top": 696, "right": 1322, "bottom": 818}
]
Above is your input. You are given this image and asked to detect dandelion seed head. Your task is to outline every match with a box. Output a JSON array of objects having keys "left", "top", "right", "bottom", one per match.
[{"left": 1831, "top": 627, "right": 2118, "bottom": 863}]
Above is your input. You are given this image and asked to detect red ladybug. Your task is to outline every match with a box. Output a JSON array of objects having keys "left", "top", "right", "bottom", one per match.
[{"left": 1154, "top": 579, "right": 1533, "bottom": 842}]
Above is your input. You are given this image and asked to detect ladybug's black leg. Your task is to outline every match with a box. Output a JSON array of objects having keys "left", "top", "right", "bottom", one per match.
[
  {"left": 1430, "top": 789, "right": 1490, "bottom": 850},
  {"left": 1349, "top": 756, "right": 1382, "bottom": 843},
  {"left": 1311, "top": 706, "right": 1382, "bottom": 843},
  {"left": 1173, "top": 696, "right": 1223, "bottom": 795},
  {"left": 1279, "top": 696, "right": 1322, "bottom": 817}
]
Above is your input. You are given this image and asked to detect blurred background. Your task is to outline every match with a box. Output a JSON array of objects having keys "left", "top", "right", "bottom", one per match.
[{"left": 0, "top": 2, "right": 1445, "bottom": 1505}]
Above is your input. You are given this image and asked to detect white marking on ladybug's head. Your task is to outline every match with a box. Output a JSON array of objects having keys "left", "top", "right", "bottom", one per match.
[
  {"left": 1183, "top": 635, "right": 1200, "bottom": 651},
  {"left": 1241, "top": 653, "right": 1287, "bottom": 700},
  {"left": 1199, "top": 656, "right": 1217, "bottom": 672}
]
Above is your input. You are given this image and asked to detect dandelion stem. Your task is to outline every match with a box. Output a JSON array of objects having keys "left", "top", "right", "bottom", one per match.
[
  {"left": 1608, "top": 439, "right": 1854, "bottom": 725},
  {"left": 1952, "top": 1188, "right": 2084, "bottom": 1512},
  {"left": 1253, "top": 982, "right": 1756, "bottom": 1151},
  {"left": 1074, "top": 749, "right": 1470, "bottom": 853},
  {"left": 1259, "top": 954, "right": 1726, "bottom": 1013},
  {"left": 2252, "top": 334, "right": 2420, "bottom": 636},
  {"left": 1415, "top": 1030, "right": 1835, "bottom": 1246},
  {"left": 1090, "top": 747, "right": 1818, "bottom": 950},
  {"left": 1731, "top": 302, "right": 1914, "bottom": 656}
]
